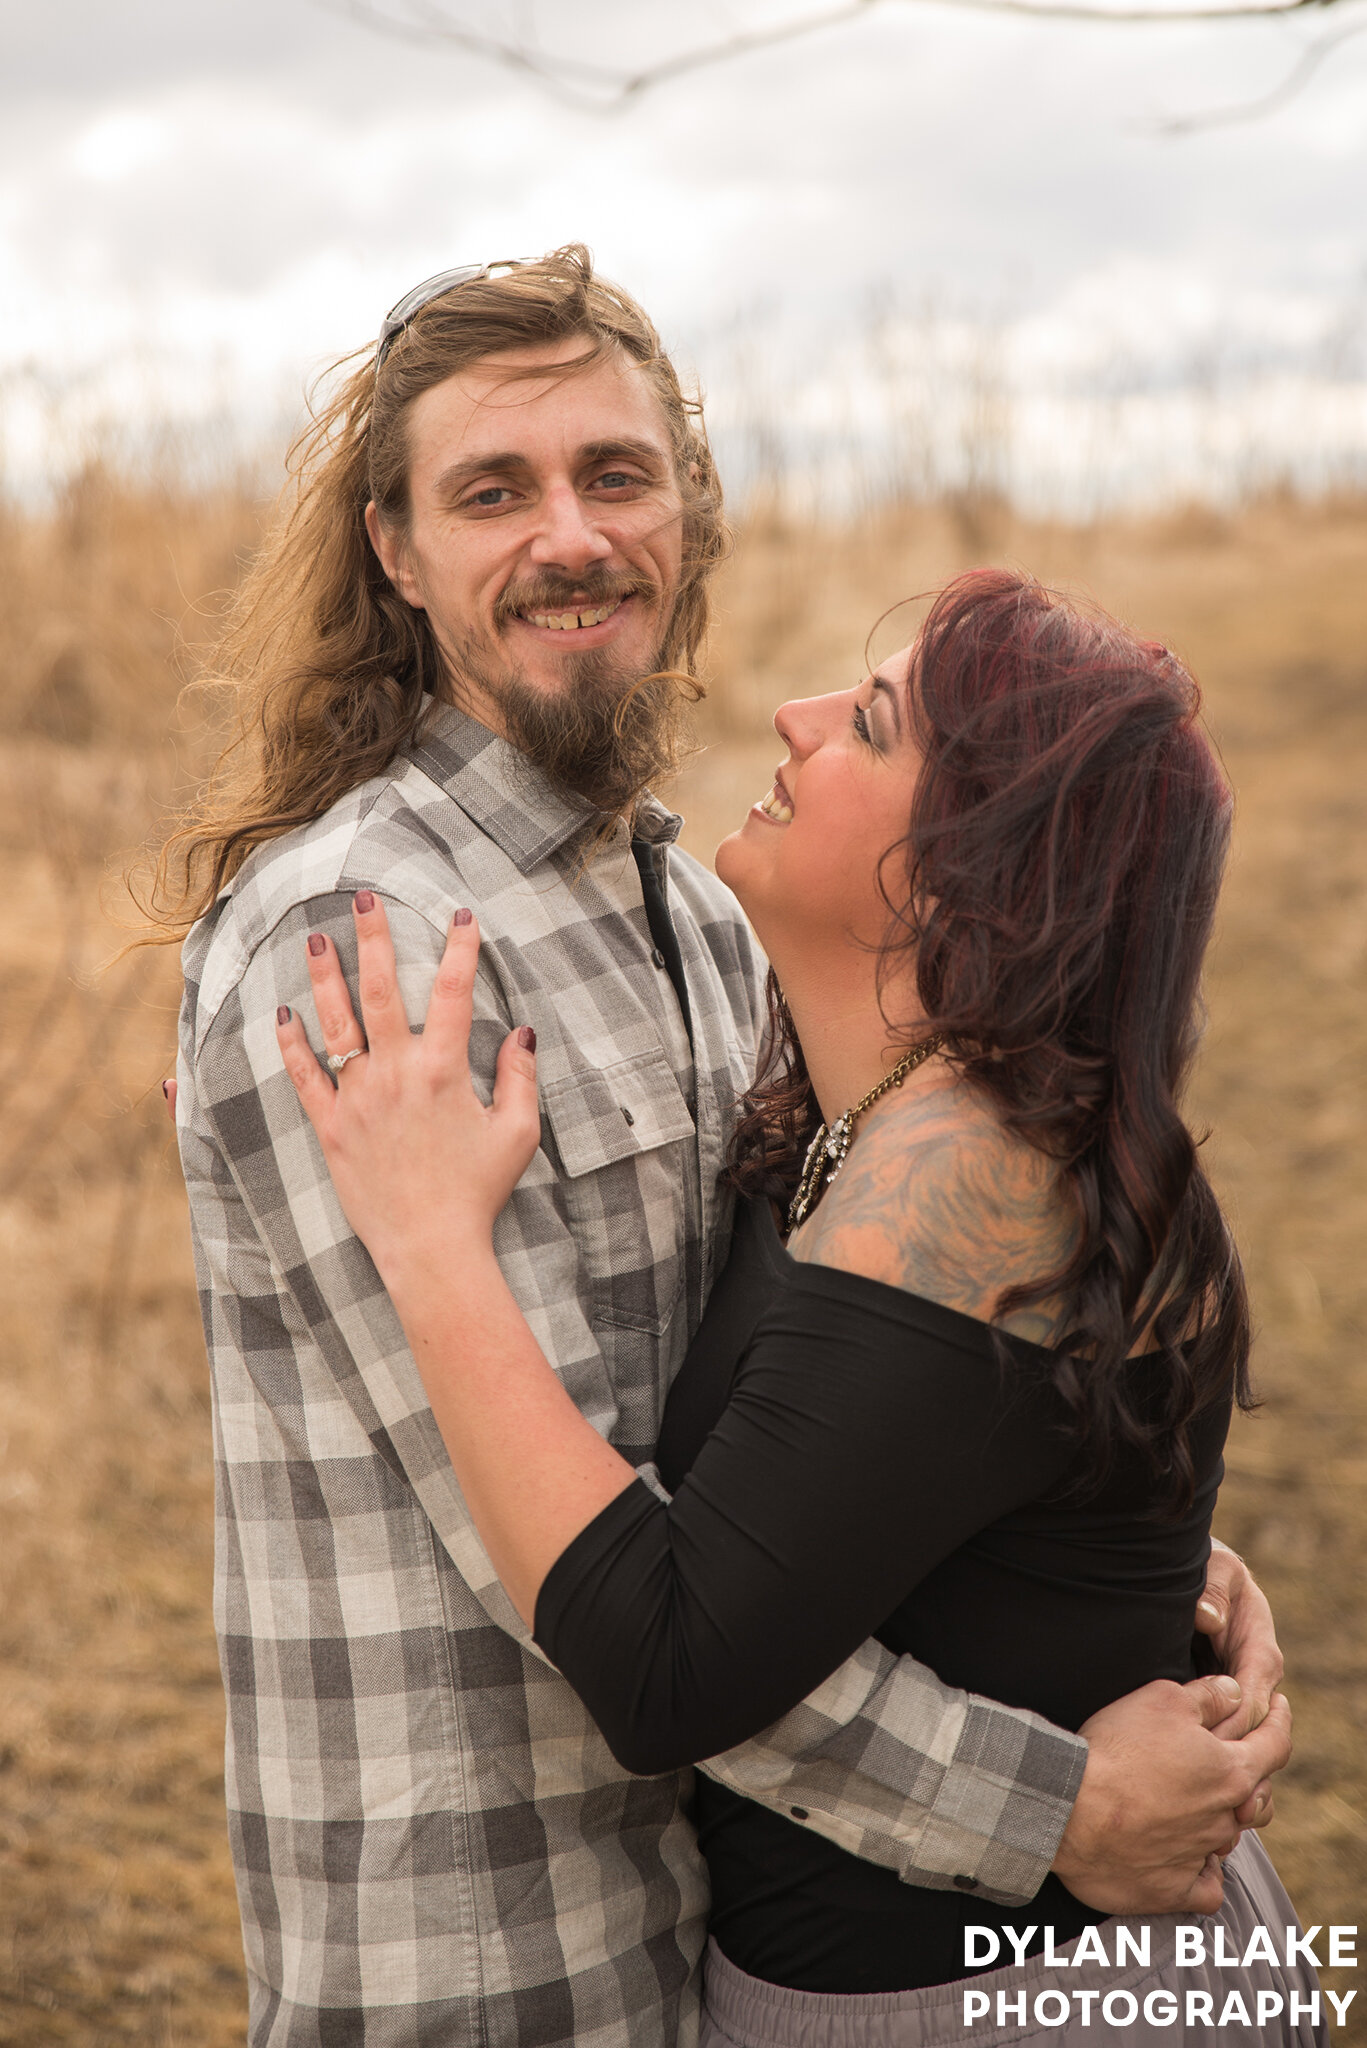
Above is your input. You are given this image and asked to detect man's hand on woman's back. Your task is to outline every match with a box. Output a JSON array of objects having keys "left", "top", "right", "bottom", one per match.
[{"left": 1052, "top": 1675, "right": 1290, "bottom": 1915}]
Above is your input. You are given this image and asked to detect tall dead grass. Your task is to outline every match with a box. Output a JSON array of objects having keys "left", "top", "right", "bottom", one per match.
[
  {"left": 1, "top": 472, "right": 1364, "bottom": 2041},
  {"left": 0, "top": 472, "right": 258, "bottom": 2046}
]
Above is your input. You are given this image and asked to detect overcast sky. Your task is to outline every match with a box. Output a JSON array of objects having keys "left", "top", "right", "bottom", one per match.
[{"left": 5, "top": 0, "right": 1367, "bottom": 502}]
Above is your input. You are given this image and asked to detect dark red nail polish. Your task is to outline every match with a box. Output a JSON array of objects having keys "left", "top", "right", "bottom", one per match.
[
  {"left": 307, "top": 933, "right": 326, "bottom": 957},
  {"left": 517, "top": 1026, "right": 536, "bottom": 1053},
  {"left": 355, "top": 889, "right": 376, "bottom": 913},
  {"left": 161, "top": 1078, "right": 171, "bottom": 1099},
  {"left": 452, "top": 907, "right": 473, "bottom": 928},
  {"left": 277, "top": 1005, "right": 292, "bottom": 1025}
]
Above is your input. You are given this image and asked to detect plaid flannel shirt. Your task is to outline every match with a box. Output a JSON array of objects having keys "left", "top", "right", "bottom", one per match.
[{"left": 177, "top": 704, "right": 1087, "bottom": 2048}]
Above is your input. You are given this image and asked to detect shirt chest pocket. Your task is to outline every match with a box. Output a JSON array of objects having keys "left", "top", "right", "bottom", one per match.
[{"left": 540, "top": 1047, "right": 696, "bottom": 1344}]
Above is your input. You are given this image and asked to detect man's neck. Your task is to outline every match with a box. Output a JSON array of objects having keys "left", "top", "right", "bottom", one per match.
[{"left": 437, "top": 668, "right": 508, "bottom": 744}]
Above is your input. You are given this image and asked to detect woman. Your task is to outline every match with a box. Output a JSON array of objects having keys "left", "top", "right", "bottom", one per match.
[{"left": 276, "top": 570, "right": 1323, "bottom": 2044}]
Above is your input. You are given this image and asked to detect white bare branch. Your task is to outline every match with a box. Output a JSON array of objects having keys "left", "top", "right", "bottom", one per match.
[
  {"left": 317, "top": 0, "right": 1367, "bottom": 121},
  {"left": 1150, "top": 8, "right": 1367, "bottom": 128}
]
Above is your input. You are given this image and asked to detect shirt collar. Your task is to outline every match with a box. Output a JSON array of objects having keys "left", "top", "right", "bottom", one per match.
[{"left": 408, "top": 701, "right": 683, "bottom": 873}]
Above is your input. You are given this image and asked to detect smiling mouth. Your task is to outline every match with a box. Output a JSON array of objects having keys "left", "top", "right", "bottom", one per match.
[
  {"left": 757, "top": 783, "right": 794, "bottom": 824},
  {"left": 518, "top": 597, "right": 626, "bottom": 632}
]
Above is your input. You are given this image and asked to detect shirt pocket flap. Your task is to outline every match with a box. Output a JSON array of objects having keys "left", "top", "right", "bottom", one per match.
[{"left": 541, "top": 1048, "right": 695, "bottom": 1180}]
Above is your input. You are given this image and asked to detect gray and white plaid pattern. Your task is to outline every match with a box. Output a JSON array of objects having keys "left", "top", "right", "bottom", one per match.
[{"left": 177, "top": 705, "right": 1086, "bottom": 2048}]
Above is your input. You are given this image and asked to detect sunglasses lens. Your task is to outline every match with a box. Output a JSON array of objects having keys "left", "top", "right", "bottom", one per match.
[{"left": 377, "top": 264, "right": 490, "bottom": 363}]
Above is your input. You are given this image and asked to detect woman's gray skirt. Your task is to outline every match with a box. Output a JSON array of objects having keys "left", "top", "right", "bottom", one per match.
[{"left": 699, "top": 1832, "right": 1327, "bottom": 2046}]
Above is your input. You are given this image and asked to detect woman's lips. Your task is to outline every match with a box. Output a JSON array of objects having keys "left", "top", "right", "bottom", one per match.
[{"left": 755, "top": 780, "right": 794, "bottom": 824}]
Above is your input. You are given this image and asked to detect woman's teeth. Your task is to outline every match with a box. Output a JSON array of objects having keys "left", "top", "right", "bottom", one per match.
[
  {"left": 758, "top": 786, "right": 793, "bottom": 823},
  {"left": 523, "top": 598, "right": 624, "bottom": 631}
]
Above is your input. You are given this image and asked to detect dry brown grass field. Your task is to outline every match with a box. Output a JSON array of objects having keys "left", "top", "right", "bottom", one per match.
[{"left": 1, "top": 472, "right": 1364, "bottom": 2042}]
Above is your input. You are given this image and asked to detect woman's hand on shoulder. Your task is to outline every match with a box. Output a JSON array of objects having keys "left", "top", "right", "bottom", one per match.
[
  {"left": 275, "top": 894, "right": 541, "bottom": 1302},
  {"left": 788, "top": 1064, "right": 1075, "bottom": 1339}
]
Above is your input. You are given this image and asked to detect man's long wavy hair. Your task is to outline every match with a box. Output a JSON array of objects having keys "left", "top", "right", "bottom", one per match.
[
  {"left": 730, "top": 568, "right": 1252, "bottom": 1511},
  {"left": 144, "top": 245, "right": 727, "bottom": 939}
]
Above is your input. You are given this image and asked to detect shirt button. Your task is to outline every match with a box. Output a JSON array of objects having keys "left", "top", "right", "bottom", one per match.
[
  {"left": 953, "top": 1874, "right": 980, "bottom": 1891},
  {"left": 650, "top": 948, "right": 667, "bottom": 969},
  {"left": 790, "top": 1806, "right": 809, "bottom": 1820},
  {"left": 620, "top": 1106, "right": 636, "bottom": 1126}
]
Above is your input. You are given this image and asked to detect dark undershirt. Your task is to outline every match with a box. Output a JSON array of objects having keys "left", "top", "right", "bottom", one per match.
[
  {"left": 631, "top": 836, "right": 693, "bottom": 1045},
  {"left": 534, "top": 1195, "right": 1229, "bottom": 1993}
]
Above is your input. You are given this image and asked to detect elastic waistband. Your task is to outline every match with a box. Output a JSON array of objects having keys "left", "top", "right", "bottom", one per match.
[{"left": 700, "top": 1834, "right": 1324, "bottom": 2048}]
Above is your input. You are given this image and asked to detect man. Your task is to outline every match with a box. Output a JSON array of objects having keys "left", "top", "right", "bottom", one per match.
[{"left": 168, "top": 247, "right": 1289, "bottom": 2046}]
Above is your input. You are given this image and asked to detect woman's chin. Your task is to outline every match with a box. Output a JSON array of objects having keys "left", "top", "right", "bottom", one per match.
[
  {"left": 713, "top": 824, "right": 747, "bottom": 893},
  {"left": 715, "top": 830, "right": 782, "bottom": 962}
]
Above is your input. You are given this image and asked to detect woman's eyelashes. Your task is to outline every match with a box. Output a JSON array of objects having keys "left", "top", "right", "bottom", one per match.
[{"left": 852, "top": 700, "right": 877, "bottom": 748}]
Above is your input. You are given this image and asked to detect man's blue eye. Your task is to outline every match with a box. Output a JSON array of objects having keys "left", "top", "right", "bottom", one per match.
[
  {"left": 596, "top": 472, "right": 635, "bottom": 489},
  {"left": 472, "top": 487, "right": 510, "bottom": 506}
]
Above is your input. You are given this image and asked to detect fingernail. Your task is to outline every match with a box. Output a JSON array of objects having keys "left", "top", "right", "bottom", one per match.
[
  {"left": 518, "top": 1026, "right": 536, "bottom": 1052},
  {"left": 1213, "top": 1674, "right": 1242, "bottom": 1701},
  {"left": 277, "top": 1005, "right": 292, "bottom": 1025},
  {"left": 161, "top": 1078, "right": 171, "bottom": 1099},
  {"left": 355, "top": 890, "right": 375, "bottom": 913},
  {"left": 452, "top": 907, "right": 473, "bottom": 928},
  {"left": 308, "top": 933, "right": 326, "bottom": 957},
  {"left": 1197, "top": 1596, "right": 1222, "bottom": 1622}
]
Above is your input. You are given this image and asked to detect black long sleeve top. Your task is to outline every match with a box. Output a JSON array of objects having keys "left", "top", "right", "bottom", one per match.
[{"left": 533, "top": 1195, "right": 1228, "bottom": 1992}]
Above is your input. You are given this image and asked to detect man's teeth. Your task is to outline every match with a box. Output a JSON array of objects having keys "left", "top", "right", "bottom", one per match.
[
  {"left": 758, "top": 787, "right": 794, "bottom": 823},
  {"left": 524, "top": 598, "right": 624, "bottom": 631}
]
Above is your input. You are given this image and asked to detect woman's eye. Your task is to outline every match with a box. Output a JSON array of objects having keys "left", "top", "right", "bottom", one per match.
[{"left": 852, "top": 703, "right": 873, "bottom": 744}]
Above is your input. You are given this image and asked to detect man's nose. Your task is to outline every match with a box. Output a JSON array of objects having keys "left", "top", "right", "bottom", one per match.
[{"left": 528, "top": 482, "right": 614, "bottom": 576}]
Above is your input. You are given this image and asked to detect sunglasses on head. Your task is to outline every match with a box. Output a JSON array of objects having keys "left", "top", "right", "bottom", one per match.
[{"left": 376, "top": 259, "right": 531, "bottom": 370}]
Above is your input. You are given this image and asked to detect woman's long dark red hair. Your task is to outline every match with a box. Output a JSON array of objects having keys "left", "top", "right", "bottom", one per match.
[{"left": 729, "top": 568, "right": 1252, "bottom": 1511}]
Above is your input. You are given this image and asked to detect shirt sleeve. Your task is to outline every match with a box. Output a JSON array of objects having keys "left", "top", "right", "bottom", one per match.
[
  {"left": 535, "top": 1273, "right": 1089, "bottom": 1898},
  {"left": 699, "top": 1634, "right": 1087, "bottom": 1906}
]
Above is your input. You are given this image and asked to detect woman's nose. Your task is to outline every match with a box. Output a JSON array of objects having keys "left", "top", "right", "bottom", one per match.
[{"left": 774, "top": 690, "right": 844, "bottom": 758}]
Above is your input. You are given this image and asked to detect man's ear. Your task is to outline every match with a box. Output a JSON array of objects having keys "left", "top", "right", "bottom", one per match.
[{"left": 364, "top": 500, "right": 426, "bottom": 611}]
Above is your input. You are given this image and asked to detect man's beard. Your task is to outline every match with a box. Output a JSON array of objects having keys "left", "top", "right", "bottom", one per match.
[{"left": 449, "top": 570, "right": 699, "bottom": 817}]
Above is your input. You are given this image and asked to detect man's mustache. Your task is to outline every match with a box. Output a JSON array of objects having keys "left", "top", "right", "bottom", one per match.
[{"left": 493, "top": 569, "right": 657, "bottom": 629}]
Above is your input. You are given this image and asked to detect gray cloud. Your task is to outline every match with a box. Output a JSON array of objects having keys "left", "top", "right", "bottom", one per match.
[{"left": 5, "top": 0, "right": 1365, "bottom": 499}]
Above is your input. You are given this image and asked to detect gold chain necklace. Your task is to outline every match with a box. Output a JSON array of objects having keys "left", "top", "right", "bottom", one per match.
[{"left": 786, "top": 1035, "right": 943, "bottom": 1234}]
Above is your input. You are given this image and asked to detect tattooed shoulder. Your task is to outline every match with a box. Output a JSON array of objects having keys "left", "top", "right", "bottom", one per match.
[{"left": 788, "top": 1069, "right": 1076, "bottom": 1342}]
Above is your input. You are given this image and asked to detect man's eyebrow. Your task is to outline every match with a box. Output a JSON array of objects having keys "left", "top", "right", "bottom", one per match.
[
  {"left": 578, "top": 437, "right": 669, "bottom": 470},
  {"left": 432, "top": 452, "right": 532, "bottom": 500},
  {"left": 871, "top": 674, "right": 903, "bottom": 737}
]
